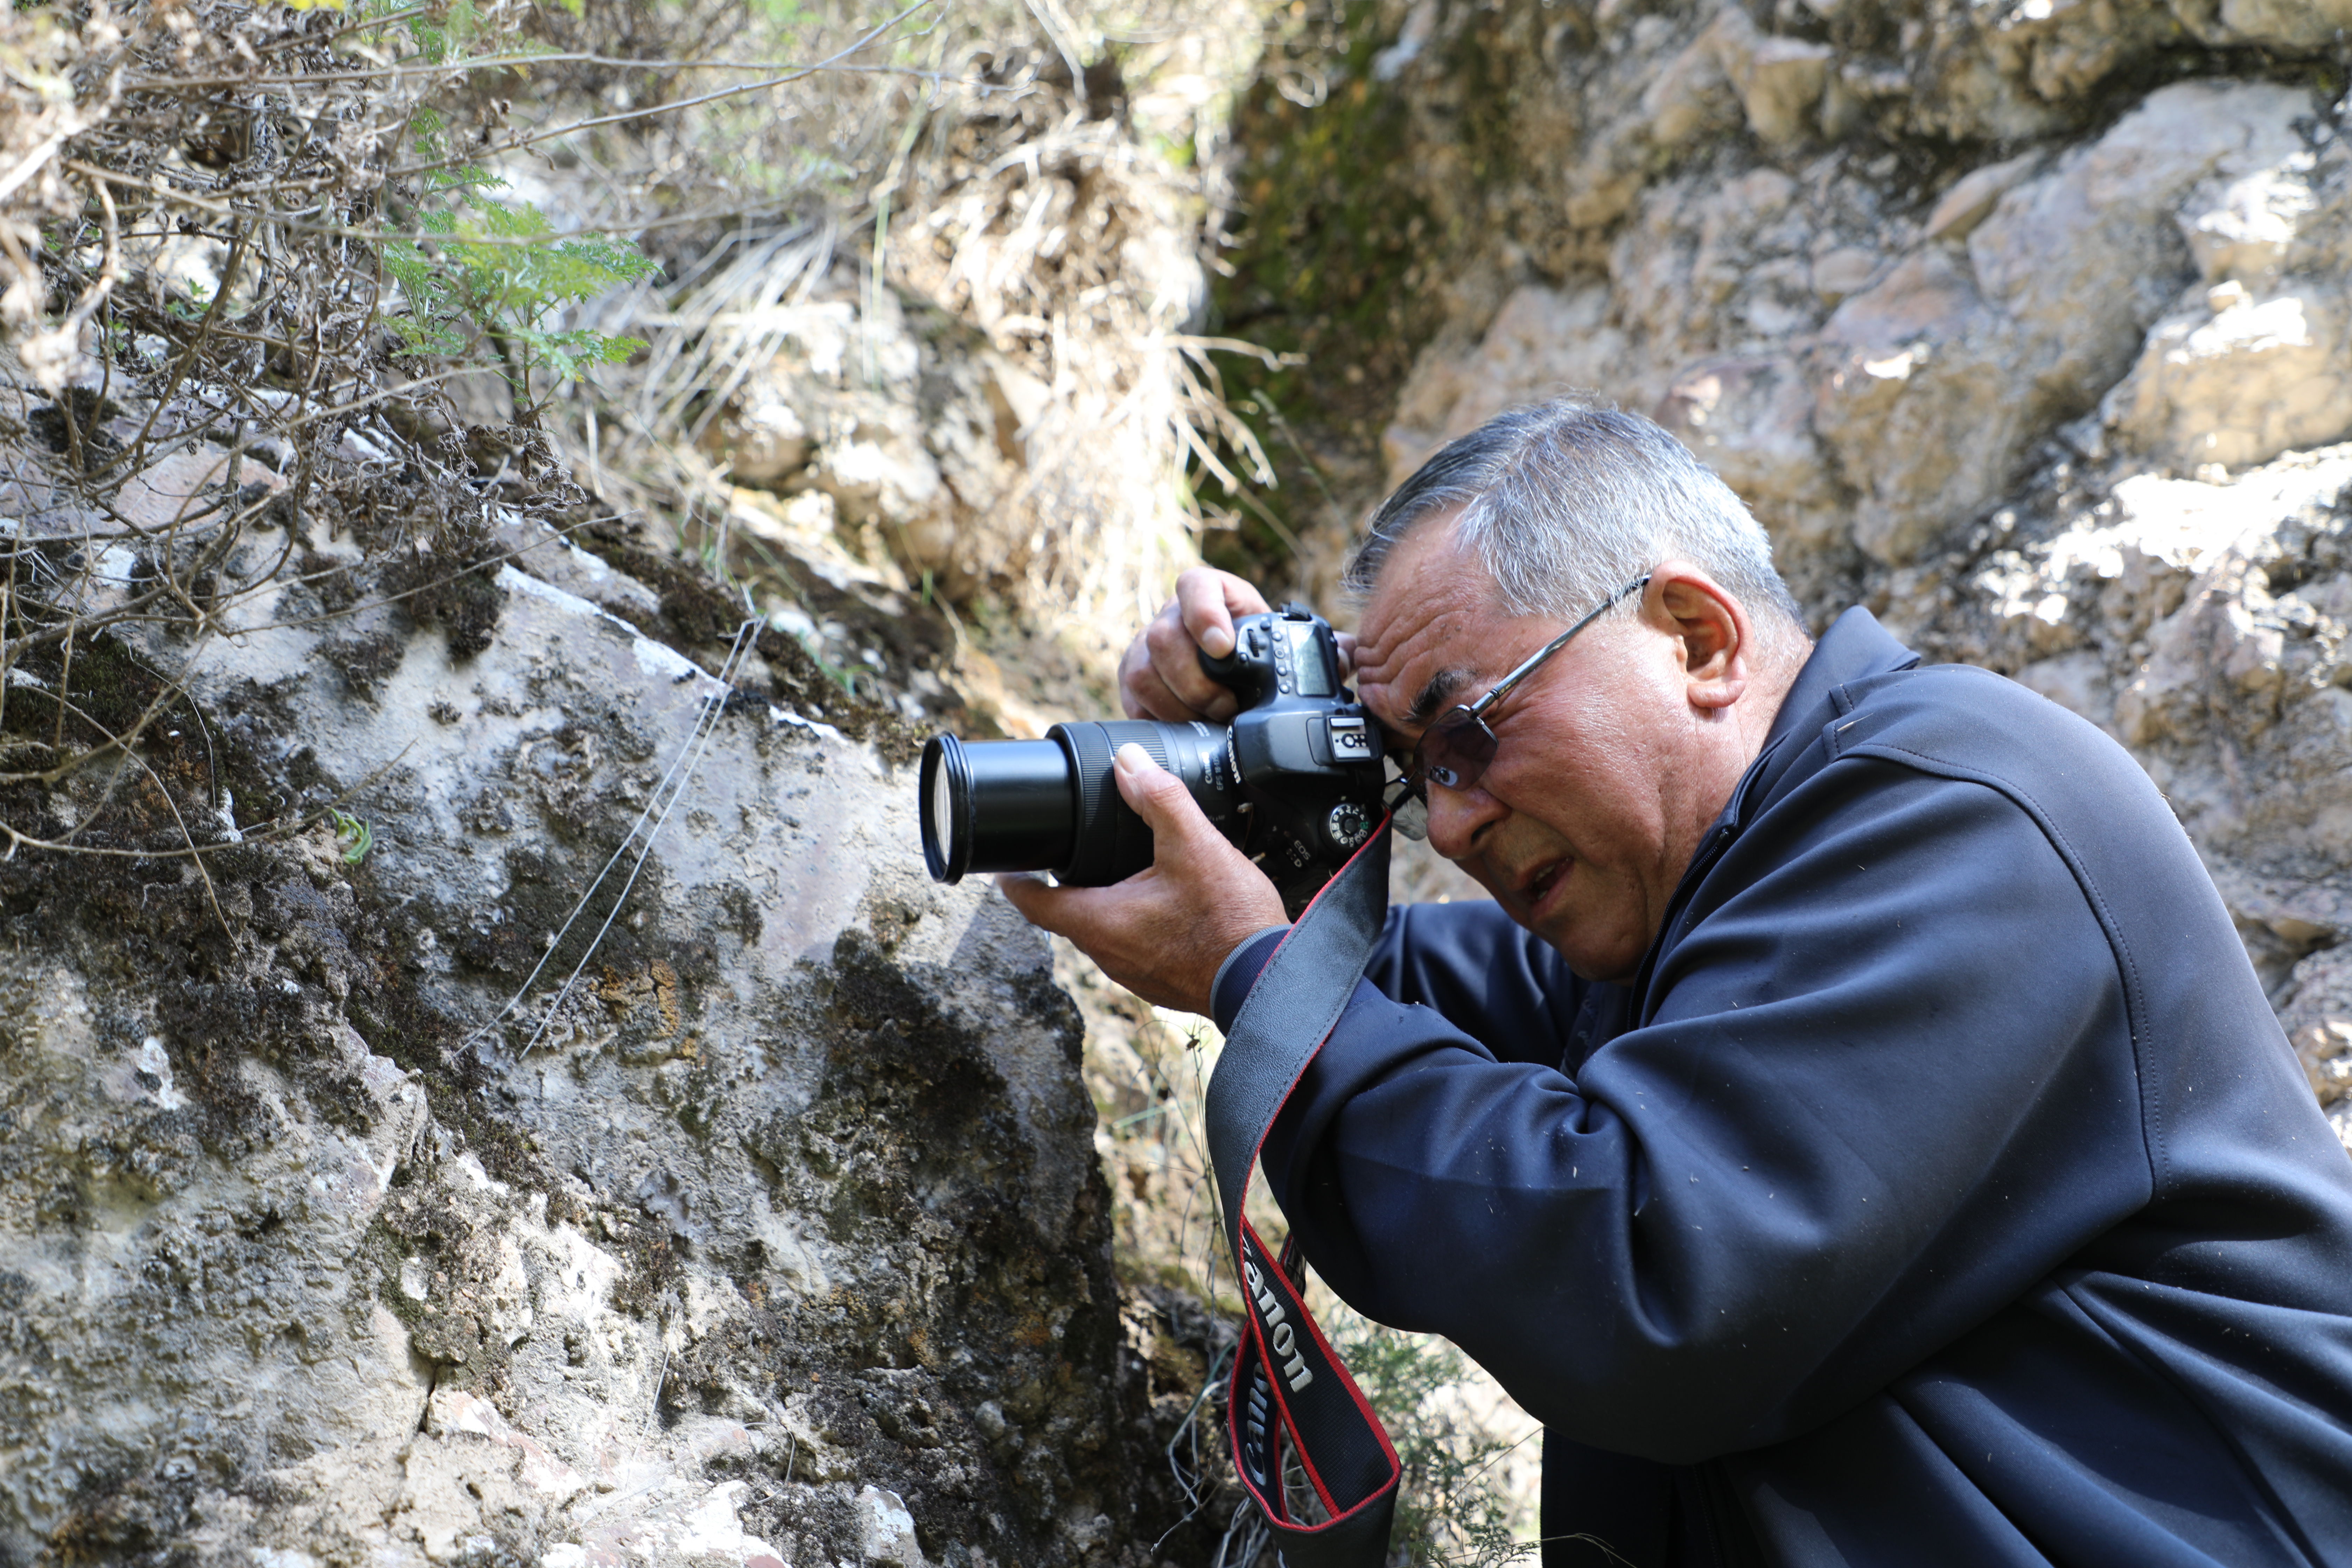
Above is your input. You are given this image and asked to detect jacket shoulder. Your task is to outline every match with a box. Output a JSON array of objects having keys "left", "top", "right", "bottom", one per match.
[
  {"left": 1821, "top": 663, "right": 2154, "bottom": 805},
  {"left": 1805, "top": 662, "right": 2303, "bottom": 1198},
  {"left": 1812, "top": 662, "right": 2201, "bottom": 954}
]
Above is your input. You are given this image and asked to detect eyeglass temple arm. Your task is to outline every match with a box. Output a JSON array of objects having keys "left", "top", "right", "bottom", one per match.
[{"left": 1465, "top": 574, "right": 1653, "bottom": 720}]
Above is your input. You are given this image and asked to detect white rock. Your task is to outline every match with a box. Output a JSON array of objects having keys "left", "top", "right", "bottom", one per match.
[
  {"left": 1712, "top": 11, "right": 1832, "bottom": 148},
  {"left": 2179, "top": 158, "right": 2317, "bottom": 287},
  {"left": 1640, "top": 24, "right": 1736, "bottom": 150},
  {"left": 2109, "top": 284, "right": 2352, "bottom": 472},
  {"left": 1809, "top": 246, "right": 1883, "bottom": 303},
  {"left": 1922, "top": 154, "right": 2040, "bottom": 242},
  {"left": 856, "top": 1485, "right": 927, "bottom": 1566},
  {"left": 2206, "top": 0, "right": 2352, "bottom": 49},
  {"left": 1653, "top": 354, "right": 1826, "bottom": 510}
]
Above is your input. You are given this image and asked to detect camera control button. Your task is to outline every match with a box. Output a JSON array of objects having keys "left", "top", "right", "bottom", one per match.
[{"left": 1325, "top": 716, "right": 1374, "bottom": 760}]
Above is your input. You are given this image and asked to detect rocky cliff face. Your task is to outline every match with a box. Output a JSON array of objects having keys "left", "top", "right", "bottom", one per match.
[
  {"left": 0, "top": 483, "right": 1175, "bottom": 1564},
  {"left": 1219, "top": 0, "right": 2352, "bottom": 1150},
  {"left": 0, "top": 4, "right": 1251, "bottom": 1562}
]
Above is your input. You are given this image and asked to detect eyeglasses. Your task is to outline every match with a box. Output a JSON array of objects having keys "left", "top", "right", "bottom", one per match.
[{"left": 1396, "top": 575, "right": 1650, "bottom": 804}]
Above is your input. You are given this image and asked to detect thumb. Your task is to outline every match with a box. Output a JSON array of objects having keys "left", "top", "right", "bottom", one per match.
[{"left": 1111, "top": 743, "right": 1211, "bottom": 852}]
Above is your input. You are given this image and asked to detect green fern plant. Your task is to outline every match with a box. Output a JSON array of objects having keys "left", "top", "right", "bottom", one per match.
[{"left": 383, "top": 103, "right": 658, "bottom": 410}]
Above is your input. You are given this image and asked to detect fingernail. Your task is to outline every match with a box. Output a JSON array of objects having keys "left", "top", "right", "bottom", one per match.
[
  {"left": 1201, "top": 626, "right": 1234, "bottom": 657},
  {"left": 1115, "top": 743, "right": 1151, "bottom": 773}
]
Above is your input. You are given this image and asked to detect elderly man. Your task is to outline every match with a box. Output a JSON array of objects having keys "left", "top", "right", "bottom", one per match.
[{"left": 1002, "top": 400, "right": 2352, "bottom": 1567}]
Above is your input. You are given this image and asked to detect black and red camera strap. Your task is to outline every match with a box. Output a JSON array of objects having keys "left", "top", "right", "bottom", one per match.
[{"left": 1204, "top": 818, "right": 1401, "bottom": 1563}]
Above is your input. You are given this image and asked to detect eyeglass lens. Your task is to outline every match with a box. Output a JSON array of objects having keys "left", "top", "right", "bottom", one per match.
[{"left": 1417, "top": 709, "right": 1496, "bottom": 794}]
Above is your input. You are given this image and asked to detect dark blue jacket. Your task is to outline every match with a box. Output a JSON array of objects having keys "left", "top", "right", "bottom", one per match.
[{"left": 1214, "top": 608, "right": 2352, "bottom": 1566}]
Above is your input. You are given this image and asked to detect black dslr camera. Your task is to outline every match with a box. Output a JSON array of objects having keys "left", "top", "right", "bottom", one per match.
[{"left": 918, "top": 605, "right": 1390, "bottom": 917}]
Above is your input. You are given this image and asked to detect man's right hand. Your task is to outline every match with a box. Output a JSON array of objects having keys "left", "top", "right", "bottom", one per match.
[{"left": 1118, "top": 567, "right": 1275, "bottom": 722}]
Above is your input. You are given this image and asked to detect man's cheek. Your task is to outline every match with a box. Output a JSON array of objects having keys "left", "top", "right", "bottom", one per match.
[{"left": 1459, "top": 861, "right": 1516, "bottom": 909}]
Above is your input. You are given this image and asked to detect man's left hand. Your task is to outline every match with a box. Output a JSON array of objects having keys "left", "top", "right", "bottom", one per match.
[{"left": 999, "top": 744, "right": 1286, "bottom": 1015}]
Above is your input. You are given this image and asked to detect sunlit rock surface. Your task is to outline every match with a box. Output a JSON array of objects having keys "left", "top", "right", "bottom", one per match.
[{"left": 0, "top": 532, "right": 1162, "bottom": 1566}]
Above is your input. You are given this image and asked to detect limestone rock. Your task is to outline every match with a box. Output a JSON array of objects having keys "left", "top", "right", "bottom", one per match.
[
  {"left": 1374, "top": 29, "right": 2342, "bottom": 586},
  {"left": 2187, "top": 0, "right": 2352, "bottom": 49},
  {"left": 1710, "top": 9, "right": 1833, "bottom": 149},
  {"left": 1815, "top": 79, "right": 2318, "bottom": 563},
  {"left": 1922, "top": 154, "right": 2041, "bottom": 245},
  {"left": 2280, "top": 944, "right": 2352, "bottom": 1153},
  {"left": 0, "top": 520, "right": 1153, "bottom": 1564},
  {"left": 2109, "top": 283, "right": 2352, "bottom": 472},
  {"left": 857, "top": 1486, "right": 928, "bottom": 1567}
]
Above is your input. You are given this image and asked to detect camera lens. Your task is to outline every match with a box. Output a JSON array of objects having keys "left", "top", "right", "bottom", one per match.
[
  {"left": 917, "top": 721, "right": 1237, "bottom": 886},
  {"left": 920, "top": 733, "right": 1077, "bottom": 883}
]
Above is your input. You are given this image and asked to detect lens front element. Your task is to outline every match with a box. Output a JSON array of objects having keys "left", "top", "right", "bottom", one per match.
[
  {"left": 916, "top": 721, "right": 1239, "bottom": 887},
  {"left": 919, "top": 734, "right": 972, "bottom": 881},
  {"left": 919, "top": 733, "right": 1079, "bottom": 883}
]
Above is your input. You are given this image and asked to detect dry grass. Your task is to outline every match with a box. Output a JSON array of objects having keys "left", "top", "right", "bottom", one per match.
[{"left": 519, "top": 0, "right": 1286, "bottom": 685}]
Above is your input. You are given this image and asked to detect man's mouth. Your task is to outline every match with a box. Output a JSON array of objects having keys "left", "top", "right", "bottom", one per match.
[{"left": 1517, "top": 860, "right": 1567, "bottom": 913}]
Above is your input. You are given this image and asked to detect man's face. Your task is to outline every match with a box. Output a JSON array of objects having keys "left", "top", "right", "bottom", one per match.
[{"left": 1352, "top": 519, "right": 1732, "bottom": 983}]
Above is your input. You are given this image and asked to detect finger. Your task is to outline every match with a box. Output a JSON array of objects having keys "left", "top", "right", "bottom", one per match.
[
  {"left": 1174, "top": 568, "right": 1270, "bottom": 660},
  {"left": 1112, "top": 743, "right": 1219, "bottom": 859},
  {"left": 1144, "top": 613, "right": 1241, "bottom": 722},
  {"left": 996, "top": 872, "right": 1088, "bottom": 937},
  {"left": 1335, "top": 630, "right": 1358, "bottom": 678},
  {"left": 1120, "top": 627, "right": 1202, "bottom": 722}
]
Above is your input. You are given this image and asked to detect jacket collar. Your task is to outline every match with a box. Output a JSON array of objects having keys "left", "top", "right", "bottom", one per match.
[
  {"left": 1766, "top": 607, "right": 1920, "bottom": 751},
  {"left": 1737, "top": 607, "right": 1921, "bottom": 819},
  {"left": 1629, "top": 607, "right": 1922, "bottom": 1012}
]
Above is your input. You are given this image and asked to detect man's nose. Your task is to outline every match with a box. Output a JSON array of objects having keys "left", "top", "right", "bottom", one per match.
[{"left": 1423, "top": 779, "right": 1507, "bottom": 860}]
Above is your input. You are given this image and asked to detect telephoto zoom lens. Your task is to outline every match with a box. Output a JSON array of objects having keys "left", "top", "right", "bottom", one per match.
[{"left": 920, "top": 720, "right": 1237, "bottom": 887}]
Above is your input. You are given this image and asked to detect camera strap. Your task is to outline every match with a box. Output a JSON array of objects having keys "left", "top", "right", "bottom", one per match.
[{"left": 1204, "top": 817, "right": 1400, "bottom": 1563}]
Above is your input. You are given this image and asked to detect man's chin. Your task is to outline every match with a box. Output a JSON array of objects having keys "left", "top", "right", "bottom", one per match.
[
  {"left": 1460, "top": 865, "right": 1643, "bottom": 978},
  {"left": 1530, "top": 913, "right": 1645, "bottom": 986}
]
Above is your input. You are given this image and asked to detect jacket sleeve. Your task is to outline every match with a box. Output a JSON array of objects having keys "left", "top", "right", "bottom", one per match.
[
  {"left": 1363, "top": 899, "right": 1592, "bottom": 1068},
  {"left": 1214, "top": 901, "right": 1592, "bottom": 1068},
  {"left": 1254, "top": 759, "right": 2151, "bottom": 1463}
]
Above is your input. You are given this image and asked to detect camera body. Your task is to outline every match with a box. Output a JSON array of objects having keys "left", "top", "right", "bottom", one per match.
[
  {"left": 1199, "top": 604, "right": 1388, "bottom": 909},
  {"left": 918, "top": 604, "right": 1389, "bottom": 917}
]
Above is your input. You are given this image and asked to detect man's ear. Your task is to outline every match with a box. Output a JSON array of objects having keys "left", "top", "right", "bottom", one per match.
[{"left": 1647, "top": 565, "right": 1750, "bottom": 712}]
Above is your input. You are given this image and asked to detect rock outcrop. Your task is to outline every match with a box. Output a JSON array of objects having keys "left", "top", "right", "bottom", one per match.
[
  {"left": 0, "top": 3, "right": 1262, "bottom": 1560},
  {"left": 0, "top": 477, "right": 1173, "bottom": 1564}
]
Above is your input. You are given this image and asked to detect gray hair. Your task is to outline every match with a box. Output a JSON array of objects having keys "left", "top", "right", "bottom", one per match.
[{"left": 1345, "top": 398, "right": 1806, "bottom": 645}]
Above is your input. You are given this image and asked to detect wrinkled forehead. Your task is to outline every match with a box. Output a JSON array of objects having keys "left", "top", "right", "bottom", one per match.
[{"left": 1353, "top": 531, "right": 1509, "bottom": 733}]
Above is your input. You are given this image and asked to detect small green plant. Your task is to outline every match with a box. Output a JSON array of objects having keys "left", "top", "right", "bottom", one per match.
[
  {"left": 330, "top": 810, "right": 373, "bottom": 864},
  {"left": 794, "top": 632, "right": 860, "bottom": 699},
  {"left": 1324, "top": 1316, "right": 1538, "bottom": 1566},
  {"left": 384, "top": 115, "right": 659, "bottom": 410}
]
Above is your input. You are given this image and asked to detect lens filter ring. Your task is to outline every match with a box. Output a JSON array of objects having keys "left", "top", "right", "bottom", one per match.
[{"left": 919, "top": 734, "right": 974, "bottom": 882}]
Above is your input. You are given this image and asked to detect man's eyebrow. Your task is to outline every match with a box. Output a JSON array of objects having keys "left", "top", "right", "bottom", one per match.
[{"left": 1405, "top": 668, "right": 1471, "bottom": 728}]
